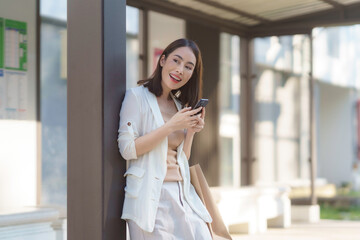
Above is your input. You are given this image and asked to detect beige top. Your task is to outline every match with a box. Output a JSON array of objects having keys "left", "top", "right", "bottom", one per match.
[
  {"left": 164, "top": 129, "right": 185, "bottom": 182},
  {"left": 159, "top": 100, "right": 185, "bottom": 182}
]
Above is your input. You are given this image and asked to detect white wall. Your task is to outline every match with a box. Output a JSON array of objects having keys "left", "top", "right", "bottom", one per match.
[
  {"left": 317, "top": 81, "right": 356, "bottom": 186},
  {"left": 0, "top": 0, "right": 38, "bottom": 208}
]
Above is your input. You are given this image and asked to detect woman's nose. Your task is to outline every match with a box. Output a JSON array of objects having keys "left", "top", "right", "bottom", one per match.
[{"left": 176, "top": 66, "right": 184, "bottom": 75}]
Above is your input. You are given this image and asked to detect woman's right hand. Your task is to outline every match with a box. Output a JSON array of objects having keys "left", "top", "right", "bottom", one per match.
[{"left": 166, "top": 107, "right": 203, "bottom": 131}]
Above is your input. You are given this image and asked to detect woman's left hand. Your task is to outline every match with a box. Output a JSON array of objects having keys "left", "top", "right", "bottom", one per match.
[{"left": 187, "top": 107, "right": 205, "bottom": 134}]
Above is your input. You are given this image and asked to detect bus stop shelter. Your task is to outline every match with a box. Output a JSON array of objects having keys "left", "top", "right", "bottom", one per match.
[{"left": 67, "top": 0, "right": 360, "bottom": 239}]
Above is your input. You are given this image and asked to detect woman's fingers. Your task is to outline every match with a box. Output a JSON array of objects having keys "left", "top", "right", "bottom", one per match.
[
  {"left": 189, "top": 119, "right": 204, "bottom": 129},
  {"left": 189, "top": 114, "right": 202, "bottom": 122},
  {"left": 174, "top": 107, "right": 206, "bottom": 130},
  {"left": 199, "top": 117, "right": 204, "bottom": 125},
  {"left": 200, "top": 107, "right": 206, "bottom": 119},
  {"left": 190, "top": 125, "right": 204, "bottom": 132},
  {"left": 186, "top": 107, "right": 202, "bottom": 116},
  {"left": 191, "top": 119, "right": 199, "bottom": 125},
  {"left": 180, "top": 107, "right": 192, "bottom": 113}
]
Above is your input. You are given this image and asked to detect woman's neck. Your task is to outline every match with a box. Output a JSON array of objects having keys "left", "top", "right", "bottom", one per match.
[
  {"left": 158, "top": 92, "right": 171, "bottom": 102},
  {"left": 159, "top": 83, "right": 172, "bottom": 101}
]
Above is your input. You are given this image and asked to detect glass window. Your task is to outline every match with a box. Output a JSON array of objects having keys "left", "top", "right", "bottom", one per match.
[
  {"left": 126, "top": 6, "right": 139, "bottom": 35},
  {"left": 148, "top": 11, "right": 185, "bottom": 76},
  {"left": 219, "top": 33, "right": 241, "bottom": 187},
  {"left": 219, "top": 137, "right": 234, "bottom": 186},
  {"left": 40, "top": 19, "right": 67, "bottom": 206},
  {"left": 126, "top": 36, "right": 140, "bottom": 89},
  {"left": 313, "top": 25, "right": 360, "bottom": 89},
  {"left": 255, "top": 35, "right": 308, "bottom": 74},
  {"left": 40, "top": 0, "right": 68, "bottom": 206},
  {"left": 326, "top": 28, "right": 339, "bottom": 58},
  {"left": 40, "top": 0, "right": 67, "bottom": 21},
  {"left": 253, "top": 35, "right": 310, "bottom": 184},
  {"left": 126, "top": 6, "right": 140, "bottom": 89}
]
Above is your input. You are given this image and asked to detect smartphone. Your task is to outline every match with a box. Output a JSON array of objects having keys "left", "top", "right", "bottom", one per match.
[{"left": 193, "top": 99, "right": 209, "bottom": 115}]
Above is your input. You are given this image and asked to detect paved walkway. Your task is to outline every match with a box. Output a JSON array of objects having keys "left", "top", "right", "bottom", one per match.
[{"left": 231, "top": 220, "right": 360, "bottom": 240}]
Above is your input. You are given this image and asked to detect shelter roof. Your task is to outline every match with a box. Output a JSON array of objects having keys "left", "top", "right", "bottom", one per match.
[{"left": 128, "top": 0, "right": 360, "bottom": 37}]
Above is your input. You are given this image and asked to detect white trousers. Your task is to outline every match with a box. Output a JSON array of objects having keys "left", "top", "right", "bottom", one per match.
[{"left": 127, "top": 181, "right": 212, "bottom": 240}]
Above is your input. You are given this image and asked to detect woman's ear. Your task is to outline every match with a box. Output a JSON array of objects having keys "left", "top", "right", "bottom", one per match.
[{"left": 159, "top": 55, "right": 165, "bottom": 67}]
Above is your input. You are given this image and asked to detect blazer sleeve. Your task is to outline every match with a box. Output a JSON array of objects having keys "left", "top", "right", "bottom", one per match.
[{"left": 117, "top": 88, "right": 141, "bottom": 160}]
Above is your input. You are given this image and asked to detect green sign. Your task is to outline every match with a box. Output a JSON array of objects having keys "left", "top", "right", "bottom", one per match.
[
  {"left": 4, "top": 19, "right": 27, "bottom": 71},
  {"left": 0, "top": 18, "right": 4, "bottom": 69}
]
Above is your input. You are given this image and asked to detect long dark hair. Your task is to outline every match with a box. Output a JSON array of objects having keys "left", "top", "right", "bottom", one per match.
[{"left": 137, "top": 38, "right": 203, "bottom": 108}]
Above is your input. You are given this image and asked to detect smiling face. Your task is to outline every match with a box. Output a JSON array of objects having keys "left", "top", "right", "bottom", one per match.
[{"left": 159, "top": 46, "right": 196, "bottom": 93}]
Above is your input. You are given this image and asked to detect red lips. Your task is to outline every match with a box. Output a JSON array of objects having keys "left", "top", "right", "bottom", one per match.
[{"left": 169, "top": 73, "right": 181, "bottom": 83}]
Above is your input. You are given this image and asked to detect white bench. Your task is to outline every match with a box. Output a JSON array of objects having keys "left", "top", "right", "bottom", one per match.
[
  {"left": 210, "top": 186, "right": 291, "bottom": 234},
  {"left": 0, "top": 207, "right": 66, "bottom": 240},
  {"left": 210, "top": 187, "right": 258, "bottom": 234}
]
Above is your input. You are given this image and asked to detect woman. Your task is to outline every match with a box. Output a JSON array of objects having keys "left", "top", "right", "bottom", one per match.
[{"left": 117, "top": 38, "right": 212, "bottom": 239}]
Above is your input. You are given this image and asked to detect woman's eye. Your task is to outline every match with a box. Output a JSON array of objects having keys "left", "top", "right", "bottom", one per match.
[
  {"left": 186, "top": 66, "right": 193, "bottom": 71},
  {"left": 173, "top": 59, "right": 179, "bottom": 63}
]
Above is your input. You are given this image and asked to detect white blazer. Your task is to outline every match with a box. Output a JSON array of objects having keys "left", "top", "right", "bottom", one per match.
[{"left": 117, "top": 85, "right": 212, "bottom": 232}]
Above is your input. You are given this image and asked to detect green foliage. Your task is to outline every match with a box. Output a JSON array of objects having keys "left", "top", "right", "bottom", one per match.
[
  {"left": 337, "top": 191, "right": 360, "bottom": 197},
  {"left": 320, "top": 204, "right": 360, "bottom": 221}
]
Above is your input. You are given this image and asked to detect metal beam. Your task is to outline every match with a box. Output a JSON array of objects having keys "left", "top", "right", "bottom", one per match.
[
  {"left": 309, "top": 32, "right": 317, "bottom": 205},
  {"left": 319, "top": 0, "right": 344, "bottom": 9},
  {"left": 240, "top": 38, "right": 255, "bottom": 185},
  {"left": 318, "top": 0, "right": 346, "bottom": 20},
  {"left": 128, "top": 0, "right": 360, "bottom": 39},
  {"left": 41, "top": 16, "right": 67, "bottom": 27},
  {"left": 127, "top": 0, "right": 250, "bottom": 37},
  {"left": 194, "top": 0, "right": 271, "bottom": 24},
  {"left": 249, "top": 2, "right": 360, "bottom": 38},
  {"left": 250, "top": 26, "right": 312, "bottom": 38},
  {"left": 276, "top": 1, "right": 360, "bottom": 25}
]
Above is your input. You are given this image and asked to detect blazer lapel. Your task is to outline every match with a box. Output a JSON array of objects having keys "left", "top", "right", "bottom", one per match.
[
  {"left": 143, "top": 86, "right": 164, "bottom": 127},
  {"left": 143, "top": 87, "right": 184, "bottom": 128},
  {"left": 172, "top": 94, "right": 186, "bottom": 164}
]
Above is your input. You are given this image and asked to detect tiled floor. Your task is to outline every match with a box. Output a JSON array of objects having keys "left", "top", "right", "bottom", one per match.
[{"left": 231, "top": 220, "right": 360, "bottom": 240}]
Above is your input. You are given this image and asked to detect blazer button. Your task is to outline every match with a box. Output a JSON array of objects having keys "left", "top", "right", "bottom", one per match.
[{"left": 127, "top": 122, "right": 131, "bottom": 126}]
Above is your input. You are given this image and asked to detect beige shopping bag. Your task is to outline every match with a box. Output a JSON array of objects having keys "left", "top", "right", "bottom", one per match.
[{"left": 190, "top": 164, "right": 232, "bottom": 240}]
